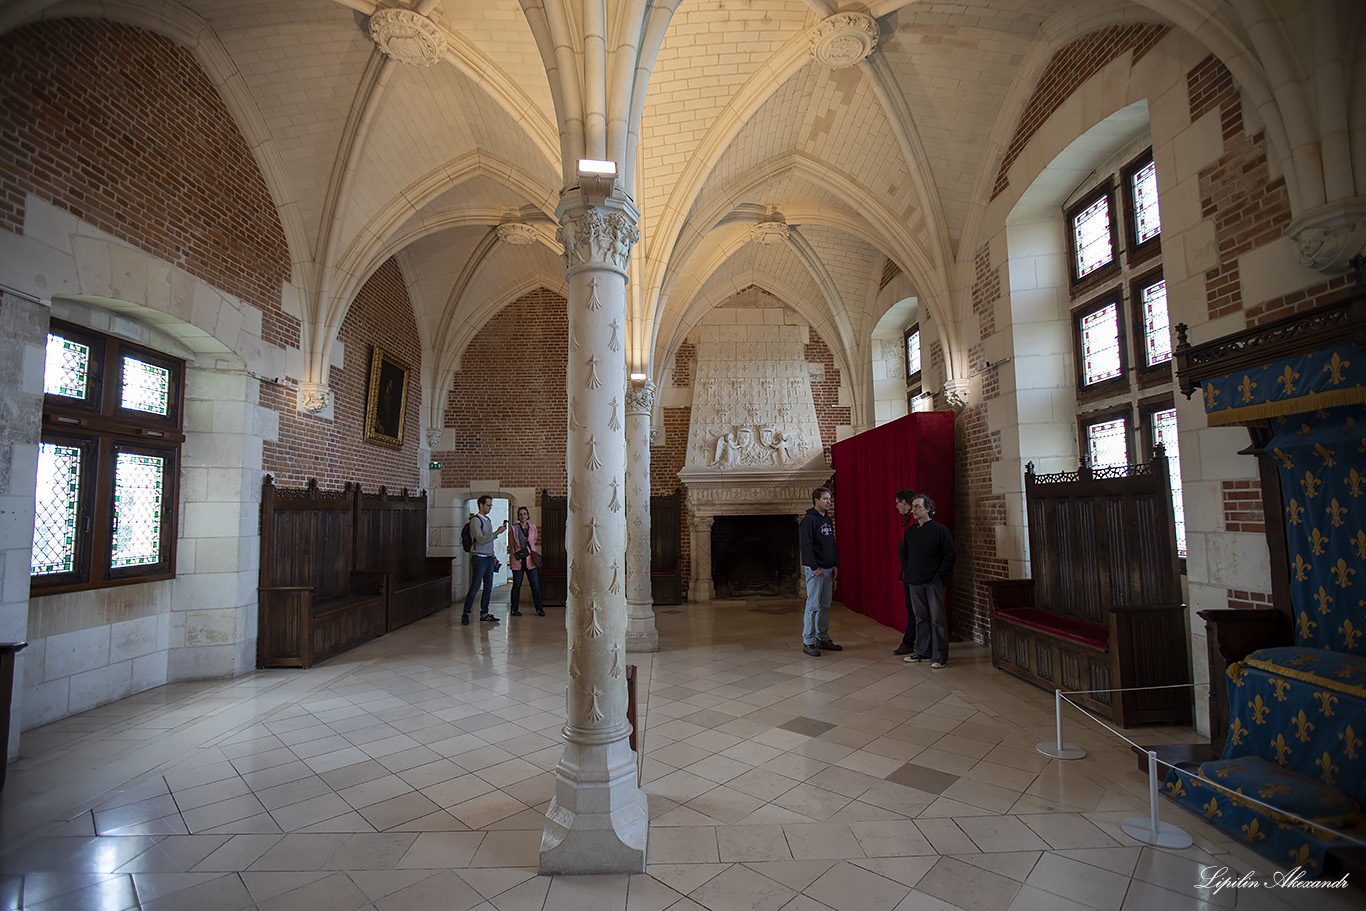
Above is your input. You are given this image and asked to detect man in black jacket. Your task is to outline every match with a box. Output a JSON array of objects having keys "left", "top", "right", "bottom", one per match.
[
  {"left": 799, "top": 486, "right": 841, "bottom": 657},
  {"left": 901, "top": 493, "right": 956, "bottom": 668},
  {"left": 892, "top": 489, "right": 921, "bottom": 656}
]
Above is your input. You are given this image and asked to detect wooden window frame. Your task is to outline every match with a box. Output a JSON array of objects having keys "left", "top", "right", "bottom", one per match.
[
  {"left": 1122, "top": 147, "right": 1161, "bottom": 267},
  {"left": 1073, "top": 288, "right": 1130, "bottom": 402},
  {"left": 1067, "top": 179, "right": 1120, "bottom": 297},
  {"left": 32, "top": 319, "right": 185, "bottom": 596},
  {"left": 1130, "top": 266, "right": 1172, "bottom": 388},
  {"left": 1078, "top": 404, "right": 1134, "bottom": 469}
]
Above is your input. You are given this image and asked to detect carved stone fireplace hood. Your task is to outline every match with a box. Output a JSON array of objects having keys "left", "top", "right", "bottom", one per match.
[{"left": 677, "top": 314, "right": 833, "bottom": 600}]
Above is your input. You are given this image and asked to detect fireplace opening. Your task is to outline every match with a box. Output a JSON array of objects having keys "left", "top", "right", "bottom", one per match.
[{"left": 711, "top": 514, "right": 801, "bottom": 599}]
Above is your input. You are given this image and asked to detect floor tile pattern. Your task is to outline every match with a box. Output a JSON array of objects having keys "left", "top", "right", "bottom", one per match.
[{"left": 0, "top": 594, "right": 1354, "bottom": 910}]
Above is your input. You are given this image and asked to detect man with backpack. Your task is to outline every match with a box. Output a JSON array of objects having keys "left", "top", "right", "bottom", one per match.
[{"left": 461, "top": 495, "right": 507, "bottom": 625}]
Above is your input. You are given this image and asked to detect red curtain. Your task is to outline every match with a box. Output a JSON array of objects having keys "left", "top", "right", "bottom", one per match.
[{"left": 829, "top": 412, "right": 956, "bottom": 635}]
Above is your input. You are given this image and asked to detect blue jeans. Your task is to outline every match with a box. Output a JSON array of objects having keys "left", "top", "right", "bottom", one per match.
[
  {"left": 803, "top": 566, "right": 833, "bottom": 645},
  {"left": 511, "top": 567, "right": 542, "bottom": 613},
  {"left": 462, "top": 554, "right": 495, "bottom": 617},
  {"left": 908, "top": 580, "right": 948, "bottom": 663}
]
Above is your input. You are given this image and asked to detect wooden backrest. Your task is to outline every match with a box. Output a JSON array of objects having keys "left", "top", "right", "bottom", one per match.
[
  {"left": 356, "top": 486, "right": 428, "bottom": 581},
  {"left": 1025, "top": 450, "right": 1182, "bottom": 624},
  {"left": 260, "top": 477, "right": 357, "bottom": 599}
]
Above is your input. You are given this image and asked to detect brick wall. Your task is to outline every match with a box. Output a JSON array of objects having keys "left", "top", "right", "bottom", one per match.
[
  {"left": 806, "top": 332, "right": 852, "bottom": 461},
  {"left": 263, "top": 258, "right": 423, "bottom": 492},
  {"left": 437, "top": 288, "right": 569, "bottom": 494},
  {"left": 1226, "top": 588, "right": 1274, "bottom": 611},
  {"left": 1188, "top": 56, "right": 1295, "bottom": 324},
  {"left": 0, "top": 19, "right": 296, "bottom": 348},
  {"left": 992, "top": 24, "right": 1170, "bottom": 201},
  {"left": 952, "top": 242, "right": 1007, "bottom": 644},
  {"left": 1222, "top": 479, "right": 1265, "bottom": 534}
]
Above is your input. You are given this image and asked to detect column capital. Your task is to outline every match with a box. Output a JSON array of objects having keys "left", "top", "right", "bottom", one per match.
[
  {"left": 297, "top": 381, "right": 331, "bottom": 415},
  {"left": 624, "top": 379, "right": 657, "bottom": 416},
  {"left": 556, "top": 195, "right": 641, "bottom": 274}
]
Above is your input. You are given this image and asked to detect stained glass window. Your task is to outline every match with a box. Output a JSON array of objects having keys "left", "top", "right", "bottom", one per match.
[
  {"left": 44, "top": 333, "right": 90, "bottom": 399},
  {"left": 1153, "top": 408, "right": 1187, "bottom": 559},
  {"left": 31, "top": 442, "right": 82, "bottom": 575},
  {"left": 1087, "top": 417, "right": 1128, "bottom": 469},
  {"left": 1141, "top": 278, "right": 1171, "bottom": 366},
  {"left": 111, "top": 452, "right": 165, "bottom": 568},
  {"left": 906, "top": 329, "right": 921, "bottom": 377},
  {"left": 1080, "top": 303, "right": 1122, "bottom": 384},
  {"left": 121, "top": 356, "right": 171, "bottom": 415},
  {"left": 1073, "top": 194, "right": 1113, "bottom": 279},
  {"left": 1131, "top": 159, "right": 1161, "bottom": 244}
]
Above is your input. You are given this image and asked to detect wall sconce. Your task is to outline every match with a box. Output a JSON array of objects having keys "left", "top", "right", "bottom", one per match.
[
  {"left": 629, "top": 373, "right": 647, "bottom": 381},
  {"left": 577, "top": 158, "right": 617, "bottom": 203}
]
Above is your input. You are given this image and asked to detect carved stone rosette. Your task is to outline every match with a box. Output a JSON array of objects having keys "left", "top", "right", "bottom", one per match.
[
  {"left": 749, "top": 221, "right": 790, "bottom": 246},
  {"left": 808, "top": 12, "right": 879, "bottom": 68},
  {"left": 297, "top": 381, "right": 330, "bottom": 414},
  {"left": 496, "top": 222, "right": 537, "bottom": 245},
  {"left": 1288, "top": 198, "right": 1366, "bottom": 273},
  {"left": 368, "top": 9, "right": 447, "bottom": 67}
]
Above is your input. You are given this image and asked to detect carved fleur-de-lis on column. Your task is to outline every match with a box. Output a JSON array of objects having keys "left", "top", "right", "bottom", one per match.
[
  {"left": 587, "top": 276, "right": 603, "bottom": 311},
  {"left": 569, "top": 398, "right": 582, "bottom": 431},
  {"left": 570, "top": 328, "right": 581, "bottom": 352},
  {"left": 586, "top": 354, "right": 602, "bottom": 389},
  {"left": 609, "top": 397, "right": 621, "bottom": 431},
  {"left": 610, "top": 642, "right": 622, "bottom": 678},
  {"left": 608, "top": 318, "right": 621, "bottom": 352},
  {"left": 586, "top": 435, "right": 603, "bottom": 470},
  {"left": 569, "top": 643, "right": 582, "bottom": 681},
  {"left": 588, "top": 686, "right": 606, "bottom": 722},
  {"left": 609, "top": 560, "right": 621, "bottom": 594},
  {"left": 608, "top": 478, "right": 621, "bottom": 512},
  {"left": 585, "top": 600, "right": 604, "bottom": 637},
  {"left": 586, "top": 517, "right": 602, "bottom": 553}
]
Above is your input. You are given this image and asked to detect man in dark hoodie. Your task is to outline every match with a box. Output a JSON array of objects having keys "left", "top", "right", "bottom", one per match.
[{"left": 799, "top": 486, "right": 841, "bottom": 657}]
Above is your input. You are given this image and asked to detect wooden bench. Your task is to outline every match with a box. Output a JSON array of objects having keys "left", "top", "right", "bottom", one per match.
[
  {"left": 355, "top": 486, "right": 451, "bottom": 632},
  {"left": 258, "top": 478, "right": 387, "bottom": 668},
  {"left": 989, "top": 454, "right": 1192, "bottom": 727}
]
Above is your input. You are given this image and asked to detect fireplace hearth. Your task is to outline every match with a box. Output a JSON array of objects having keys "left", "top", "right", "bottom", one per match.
[{"left": 710, "top": 515, "right": 800, "bottom": 599}]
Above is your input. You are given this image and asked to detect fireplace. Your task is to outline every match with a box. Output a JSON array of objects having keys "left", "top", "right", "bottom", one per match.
[{"left": 710, "top": 515, "right": 800, "bottom": 599}]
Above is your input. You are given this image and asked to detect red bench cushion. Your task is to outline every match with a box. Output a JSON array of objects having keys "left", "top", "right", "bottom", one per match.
[{"left": 994, "top": 607, "right": 1109, "bottom": 650}]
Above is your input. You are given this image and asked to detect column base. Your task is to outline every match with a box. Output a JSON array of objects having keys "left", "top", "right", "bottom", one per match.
[
  {"left": 539, "top": 737, "right": 648, "bottom": 874},
  {"left": 625, "top": 601, "right": 659, "bottom": 652}
]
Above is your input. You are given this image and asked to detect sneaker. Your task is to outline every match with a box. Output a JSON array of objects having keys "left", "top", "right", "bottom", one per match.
[
  {"left": 903, "top": 653, "right": 929, "bottom": 663},
  {"left": 892, "top": 645, "right": 914, "bottom": 655},
  {"left": 817, "top": 639, "right": 842, "bottom": 651},
  {"left": 480, "top": 614, "right": 500, "bottom": 623},
  {"left": 460, "top": 614, "right": 470, "bottom": 626},
  {"left": 802, "top": 644, "right": 821, "bottom": 657},
  {"left": 510, "top": 610, "right": 522, "bottom": 616},
  {"left": 536, "top": 609, "right": 545, "bottom": 616},
  {"left": 931, "top": 660, "right": 946, "bottom": 669}
]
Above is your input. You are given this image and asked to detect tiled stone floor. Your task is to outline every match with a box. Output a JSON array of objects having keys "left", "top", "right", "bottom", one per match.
[{"left": 0, "top": 594, "right": 1354, "bottom": 910}]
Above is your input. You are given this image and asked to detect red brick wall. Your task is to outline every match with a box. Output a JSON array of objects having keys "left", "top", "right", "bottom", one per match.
[
  {"left": 263, "top": 258, "right": 423, "bottom": 492},
  {"left": 1246, "top": 273, "right": 1358, "bottom": 326},
  {"left": 1188, "top": 56, "right": 1294, "bottom": 324},
  {"left": 1222, "top": 479, "right": 1265, "bottom": 534},
  {"left": 437, "top": 288, "right": 569, "bottom": 493},
  {"left": 0, "top": 19, "right": 296, "bottom": 348},
  {"left": 992, "top": 24, "right": 1170, "bottom": 201},
  {"left": 1227, "top": 589, "right": 1274, "bottom": 611},
  {"left": 806, "top": 332, "right": 852, "bottom": 461},
  {"left": 952, "top": 242, "right": 1008, "bottom": 643}
]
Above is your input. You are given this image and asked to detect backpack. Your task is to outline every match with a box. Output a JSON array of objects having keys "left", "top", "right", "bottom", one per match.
[{"left": 461, "top": 521, "right": 474, "bottom": 553}]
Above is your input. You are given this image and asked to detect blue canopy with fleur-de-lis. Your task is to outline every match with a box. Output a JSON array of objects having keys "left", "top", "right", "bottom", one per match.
[
  {"left": 1200, "top": 343, "right": 1366, "bottom": 426},
  {"left": 1268, "top": 403, "right": 1366, "bottom": 656}
]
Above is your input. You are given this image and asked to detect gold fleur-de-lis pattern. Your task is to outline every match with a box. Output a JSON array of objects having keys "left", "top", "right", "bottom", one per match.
[
  {"left": 1277, "top": 365, "right": 1300, "bottom": 396},
  {"left": 1239, "top": 374, "right": 1258, "bottom": 403}
]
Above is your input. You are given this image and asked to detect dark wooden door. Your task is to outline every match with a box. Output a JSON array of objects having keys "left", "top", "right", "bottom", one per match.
[
  {"left": 540, "top": 489, "right": 567, "bottom": 605},
  {"left": 650, "top": 487, "right": 682, "bottom": 604}
]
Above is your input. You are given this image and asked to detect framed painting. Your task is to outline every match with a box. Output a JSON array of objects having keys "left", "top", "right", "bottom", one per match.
[{"left": 364, "top": 345, "right": 410, "bottom": 449}]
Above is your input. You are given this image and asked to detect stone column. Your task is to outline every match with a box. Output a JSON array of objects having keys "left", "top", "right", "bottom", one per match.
[
  {"left": 689, "top": 513, "right": 715, "bottom": 602},
  {"left": 539, "top": 193, "right": 648, "bottom": 874},
  {"left": 624, "top": 380, "right": 659, "bottom": 652}
]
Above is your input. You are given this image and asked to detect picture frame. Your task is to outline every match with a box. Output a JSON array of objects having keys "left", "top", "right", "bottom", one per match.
[{"left": 363, "top": 344, "right": 410, "bottom": 450}]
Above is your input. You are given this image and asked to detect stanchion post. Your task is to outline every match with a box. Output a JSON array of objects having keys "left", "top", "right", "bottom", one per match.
[
  {"left": 1121, "top": 750, "right": 1192, "bottom": 848},
  {"left": 1036, "top": 689, "right": 1086, "bottom": 760}
]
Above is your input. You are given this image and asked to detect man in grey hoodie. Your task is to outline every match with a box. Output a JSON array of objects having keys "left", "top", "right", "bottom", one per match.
[{"left": 798, "top": 486, "right": 841, "bottom": 657}]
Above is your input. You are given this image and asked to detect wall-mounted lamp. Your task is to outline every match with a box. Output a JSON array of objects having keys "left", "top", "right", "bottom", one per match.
[{"left": 577, "top": 158, "right": 617, "bottom": 203}]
